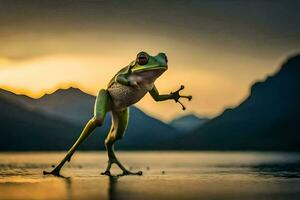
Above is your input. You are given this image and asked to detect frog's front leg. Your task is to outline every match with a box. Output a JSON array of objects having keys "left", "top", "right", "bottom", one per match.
[
  {"left": 149, "top": 85, "right": 192, "bottom": 110},
  {"left": 115, "top": 70, "right": 140, "bottom": 88},
  {"left": 101, "top": 108, "right": 142, "bottom": 177}
]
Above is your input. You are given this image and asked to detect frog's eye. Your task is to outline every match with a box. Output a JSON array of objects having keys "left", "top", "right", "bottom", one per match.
[
  {"left": 137, "top": 52, "right": 149, "bottom": 65},
  {"left": 158, "top": 52, "right": 168, "bottom": 63}
]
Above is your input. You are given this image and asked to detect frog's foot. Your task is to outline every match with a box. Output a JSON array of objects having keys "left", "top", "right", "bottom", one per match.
[
  {"left": 43, "top": 168, "right": 63, "bottom": 178},
  {"left": 101, "top": 170, "right": 112, "bottom": 176},
  {"left": 118, "top": 170, "right": 143, "bottom": 177},
  {"left": 101, "top": 169, "right": 142, "bottom": 177},
  {"left": 101, "top": 158, "right": 115, "bottom": 177},
  {"left": 101, "top": 158, "right": 143, "bottom": 177},
  {"left": 171, "top": 85, "right": 192, "bottom": 110}
]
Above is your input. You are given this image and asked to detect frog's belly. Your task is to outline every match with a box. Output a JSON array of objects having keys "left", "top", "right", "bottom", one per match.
[{"left": 108, "top": 83, "right": 150, "bottom": 110}]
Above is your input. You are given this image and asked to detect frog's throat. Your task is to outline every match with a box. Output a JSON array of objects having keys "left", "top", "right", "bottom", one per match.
[{"left": 131, "top": 68, "right": 166, "bottom": 84}]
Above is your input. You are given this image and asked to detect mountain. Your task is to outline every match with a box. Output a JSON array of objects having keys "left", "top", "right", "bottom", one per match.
[
  {"left": 169, "top": 114, "right": 209, "bottom": 133},
  {"left": 168, "top": 54, "right": 300, "bottom": 151},
  {"left": 0, "top": 94, "right": 81, "bottom": 150},
  {"left": 0, "top": 87, "right": 94, "bottom": 124}
]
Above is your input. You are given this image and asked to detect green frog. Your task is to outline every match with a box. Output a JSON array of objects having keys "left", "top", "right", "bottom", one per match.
[{"left": 43, "top": 51, "right": 192, "bottom": 177}]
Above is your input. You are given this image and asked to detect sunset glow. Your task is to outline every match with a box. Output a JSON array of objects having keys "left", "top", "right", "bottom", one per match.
[
  {"left": 0, "top": 52, "right": 286, "bottom": 121},
  {"left": 0, "top": 1, "right": 299, "bottom": 121}
]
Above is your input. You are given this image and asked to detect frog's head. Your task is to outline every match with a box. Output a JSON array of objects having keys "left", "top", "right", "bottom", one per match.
[{"left": 129, "top": 51, "right": 168, "bottom": 83}]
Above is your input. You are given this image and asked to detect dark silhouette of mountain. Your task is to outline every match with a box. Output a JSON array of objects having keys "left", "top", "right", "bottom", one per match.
[
  {"left": 0, "top": 94, "right": 81, "bottom": 150},
  {"left": 0, "top": 87, "right": 178, "bottom": 150},
  {"left": 169, "top": 114, "right": 209, "bottom": 133},
  {"left": 0, "top": 87, "right": 94, "bottom": 124},
  {"left": 168, "top": 54, "right": 300, "bottom": 151}
]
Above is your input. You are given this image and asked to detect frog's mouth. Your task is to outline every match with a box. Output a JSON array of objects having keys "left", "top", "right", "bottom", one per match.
[{"left": 132, "top": 65, "right": 168, "bottom": 73}]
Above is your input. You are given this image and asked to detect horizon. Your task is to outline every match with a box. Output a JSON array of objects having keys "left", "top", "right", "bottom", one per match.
[{"left": 0, "top": 84, "right": 205, "bottom": 122}]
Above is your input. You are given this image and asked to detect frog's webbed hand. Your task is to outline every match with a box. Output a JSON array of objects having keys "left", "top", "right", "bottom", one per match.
[
  {"left": 170, "top": 85, "right": 192, "bottom": 110},
  {"left": 149, "top": 85, "right": 192, "bottom": 110}
]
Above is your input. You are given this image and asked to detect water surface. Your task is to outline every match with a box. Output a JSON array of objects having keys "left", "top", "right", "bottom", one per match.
[{"left": 0, "top": 151, "right": 300, "bottom": 200}]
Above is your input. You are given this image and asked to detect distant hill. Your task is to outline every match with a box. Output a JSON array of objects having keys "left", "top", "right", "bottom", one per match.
[
  {"left": 0, "top": 94, "right": 81, "bottom": 150},
  {"left": 168, "top": 54, "right": 300, "bottom": 151},
  {"left": 169, "top": 114, "right": 209, "bottom": 133},
  {"left": 0, "top": 87, "right": 179, "bottom": 150},
  {"left": 0, "top": 87, "right": 94, "bottom": 124}
]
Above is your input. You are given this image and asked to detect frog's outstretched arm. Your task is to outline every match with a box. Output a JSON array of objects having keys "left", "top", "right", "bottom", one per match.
[{"left": 149, "top": 85, "right": 192, "bottom": 110}]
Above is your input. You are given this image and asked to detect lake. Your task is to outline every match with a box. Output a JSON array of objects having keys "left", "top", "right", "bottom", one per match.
[{"left": 0, "top": 151, "right": 300, "bottom": 200}]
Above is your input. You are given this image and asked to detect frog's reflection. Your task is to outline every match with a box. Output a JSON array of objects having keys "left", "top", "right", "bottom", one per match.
[
  {"left": 59, "top": 176, "right": 72, "bottom": 200},
  {"left": 108, "top": 176, "right": 119, "bottom": 200},
  {"left": 63, "top": 175, "right": 120, "bottom": 200}
]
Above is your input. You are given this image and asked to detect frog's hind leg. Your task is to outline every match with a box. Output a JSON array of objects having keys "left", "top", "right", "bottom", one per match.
[
  {"left": 102, "top": 108, "right": 142, "bottom": 177},
  {"left": 43, "top": 89, "right": 110, "bottom": 177}
]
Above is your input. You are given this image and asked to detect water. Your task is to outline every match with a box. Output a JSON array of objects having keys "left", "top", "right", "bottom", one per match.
[{"left": 0, "top": 151, "right": 300, "bottom": 200}]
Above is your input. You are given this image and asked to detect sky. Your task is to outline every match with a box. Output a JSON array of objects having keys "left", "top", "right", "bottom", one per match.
[{"left": 0, "top": 0, "right": 299, "bottom": 121}]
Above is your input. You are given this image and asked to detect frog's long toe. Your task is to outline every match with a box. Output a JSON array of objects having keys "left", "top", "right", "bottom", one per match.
[
  {"left": 101, "top": 170, "right": 112, "bottom": 177},
  {"left": 177, "top": 100, "right": 186, "bottom": 110},
  {"left": 180, "top": 95, "right": 192, "bottom": 100}
]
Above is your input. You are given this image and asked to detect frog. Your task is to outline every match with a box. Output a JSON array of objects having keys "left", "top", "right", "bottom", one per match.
[{"left": 43, "top": 51, "right": 192, "bottom": 177}]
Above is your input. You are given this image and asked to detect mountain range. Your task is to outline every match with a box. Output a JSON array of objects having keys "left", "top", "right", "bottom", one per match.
[
  {"left": 167, "top": 54, "right": 300, "bottom": 151},
  {"left": 0, "top": 87, "right": 180, "bottom": 150},
  {"left": 0, "top": 53, "right": 299, "bottom": 151}
]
